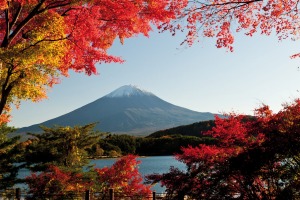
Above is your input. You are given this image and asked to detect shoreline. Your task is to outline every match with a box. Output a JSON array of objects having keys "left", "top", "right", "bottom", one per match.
[{"left": 88, "top": 155, "right": 172, "bottom": 160}]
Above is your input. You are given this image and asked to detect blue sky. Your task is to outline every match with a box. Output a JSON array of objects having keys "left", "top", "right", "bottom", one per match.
[{"left": 9, "top": 29, "right": 300, "bottom": 128}]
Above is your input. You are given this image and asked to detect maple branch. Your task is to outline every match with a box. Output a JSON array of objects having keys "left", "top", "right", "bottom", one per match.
[
  {"left": 284, "top": 0, "right": 300, "bottom": 15},
  {"left": 10, "top": 4, "right": 22, "bottom": 30},
  {"left": 0, "top": 65, "right": 22, "bottom": 115},
  {"left": 61, "top": 7, "right": 77, "bottom": 16},
  {"left": 189, "top": 0, "right": 262, "bottom": 17},
  {"left": 20, "top": 36, "right": 70, "bottom": 53},
  {"left": 46, "top": 0, "right": 71, "bottom": 7},
  {"left": 2, "top": 0, "right": 77, "bottom": 48},
  {"left": 40, "top": 1, "right": 73, "bottom": 13},
  {"left": 192, "top": 0, "right": 262, "bottom": 8},
  {"left": 2, "top": 65, "right": 13, "bottom": 92},
  {"left": 176, "top": 0, "right": 262, "bottom": 23},
  {"left": 1, "top": 0, "right": 46, "bottom": 47},
  {"left": 3, "top": 1, "right": 10, "bottom": 47},
  {"left": 215, "top": 2, "right": 253, "bottom": 23}
]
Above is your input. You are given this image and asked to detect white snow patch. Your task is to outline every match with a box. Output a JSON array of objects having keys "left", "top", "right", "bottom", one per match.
[{"left": 105, "top": 85, "right": 153, "bottom": 98}]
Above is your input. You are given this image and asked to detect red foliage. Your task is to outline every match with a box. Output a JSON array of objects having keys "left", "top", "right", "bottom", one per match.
[
  {"left": 176, "top": 113, "right": 265, "bottom": 170},
  {"left": 95, "top": 155, "right": 151, "bottom": 197},
  {"left": 26, "top": 155, "right": 151, "bottom": 198},
  {"left": 26, "top": 165, "right": 92, "bottom": 199},
  {"left": 0, "top": 0, "right": 184, "bottom": 75},
  {"left": 159, "top": 0, "right": 300, "bottom": 55}
]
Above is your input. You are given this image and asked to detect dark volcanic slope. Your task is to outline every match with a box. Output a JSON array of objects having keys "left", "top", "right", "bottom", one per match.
[{"left": 17, "top": 85, "right": 217, "bottom": 135}]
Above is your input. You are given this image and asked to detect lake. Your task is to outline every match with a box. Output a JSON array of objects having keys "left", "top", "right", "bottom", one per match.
[{"left": 17, "top": 156, "right": 186, "bottom": 193}]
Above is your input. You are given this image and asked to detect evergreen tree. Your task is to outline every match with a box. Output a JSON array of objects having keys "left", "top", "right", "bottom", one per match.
[
  {"left": 25, "top": 123, "right": 101, "bottom": 171},
  {"left": 0, "top": 124, "right": 22, "bottom": 189}
]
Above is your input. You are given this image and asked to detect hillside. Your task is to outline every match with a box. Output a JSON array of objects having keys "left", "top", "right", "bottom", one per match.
[{"left": 147, "top": 120, "right": 216, "bottom": 138}]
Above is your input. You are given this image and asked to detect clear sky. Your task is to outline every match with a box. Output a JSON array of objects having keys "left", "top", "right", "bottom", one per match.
[{"left": 8, "top": 29, "right": 300, "bottom": 128}]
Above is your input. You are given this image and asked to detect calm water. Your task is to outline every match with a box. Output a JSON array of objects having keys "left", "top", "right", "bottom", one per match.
[{"left": 17, "top": 156, "right": 186, "bottom": 193}]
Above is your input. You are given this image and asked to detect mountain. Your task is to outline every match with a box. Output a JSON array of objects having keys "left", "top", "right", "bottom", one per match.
[{"left": 16, "top": 85, "right": 218, "bottom": 136}]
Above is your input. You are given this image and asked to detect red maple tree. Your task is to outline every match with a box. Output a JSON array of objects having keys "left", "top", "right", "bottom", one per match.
[
  {"left": 147, "top": 99, "right": 300, "bottom": 199},
  {"left": 95, "top": 155, "right": 152, "bottom": 198}
]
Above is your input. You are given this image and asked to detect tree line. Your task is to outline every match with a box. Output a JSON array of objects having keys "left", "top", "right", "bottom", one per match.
[{"left": 89, "top": 133, "right": 216, "bottom": 158}]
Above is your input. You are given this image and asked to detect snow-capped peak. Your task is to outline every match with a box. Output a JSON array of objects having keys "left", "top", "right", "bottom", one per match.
[{"left": 105, "top": 85, "right": 153, "bottom": 98}]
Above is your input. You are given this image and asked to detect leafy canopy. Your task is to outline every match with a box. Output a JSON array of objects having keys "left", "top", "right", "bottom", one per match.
[{"left": 0, "top": 0, "right": 183, "bottom": 122}]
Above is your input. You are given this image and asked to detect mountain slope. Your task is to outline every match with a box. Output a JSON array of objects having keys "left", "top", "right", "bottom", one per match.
[{"left": 17, "top": 85, "right": 217, "bottom": 135}]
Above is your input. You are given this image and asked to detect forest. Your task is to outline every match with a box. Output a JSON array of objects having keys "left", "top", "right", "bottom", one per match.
[{"left": 88, "top": 121, "right": 217, "bottom": 157}]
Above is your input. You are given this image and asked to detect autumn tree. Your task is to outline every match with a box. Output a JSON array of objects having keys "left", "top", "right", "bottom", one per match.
[
  {"left": 0, "top": 0, "right": 184, "bottom": 123},
  {"left": 95, "top": 155, "right": 152, "bottom": 198},
  {"left": 147, "top": 99, "right": 300, "bottom": 199}
]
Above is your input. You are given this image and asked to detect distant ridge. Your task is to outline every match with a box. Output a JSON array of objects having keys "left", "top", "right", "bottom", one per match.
[
  {"left": 17, "top": 85, "right": 218, "bottom": 136},
  {"left": 147, "top": 120, "right": 216, "bottom": 138}
]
